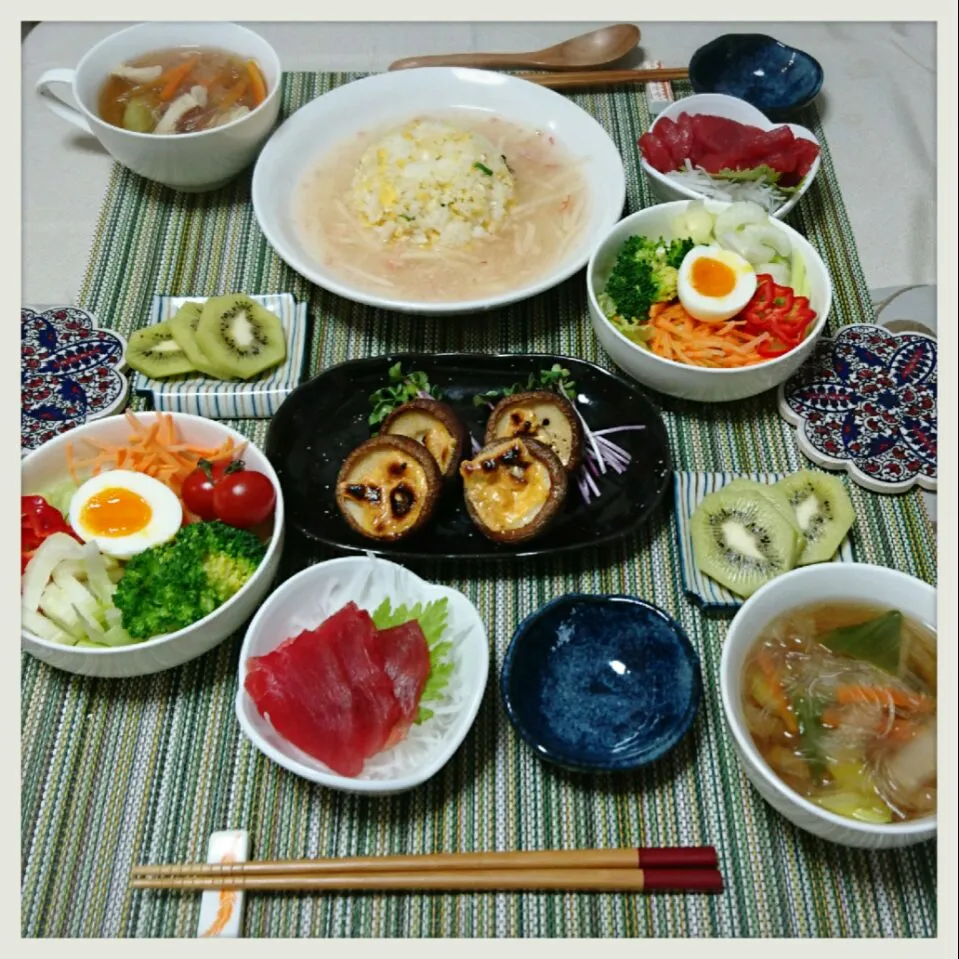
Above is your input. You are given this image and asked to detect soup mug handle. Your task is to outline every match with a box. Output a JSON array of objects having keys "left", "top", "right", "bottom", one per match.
[{"left": 36, "top": 69, "right": 93, "bottom": 134}]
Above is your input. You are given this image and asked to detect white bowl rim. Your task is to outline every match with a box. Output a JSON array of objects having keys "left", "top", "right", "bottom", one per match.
[
  {"left": 71, "top": 21, "right": 283, "bottom": 142},
  {"left": 234, "top": 555, "right": 490, "bottom": 792},
  {"left": 251, "top": 66, "right": 627, "bottom": 315},
  {"left": 638, "top": 92, "right": 823, "bottom": 216},
  {"left": 720, "top": 562, "right": 937, "bottom": 838},
  {"left": 586, "top": 199, "right": 833, "bottom": 376},
  {"left": 20, "top": 410, "right": 284, "bottom": 657}
]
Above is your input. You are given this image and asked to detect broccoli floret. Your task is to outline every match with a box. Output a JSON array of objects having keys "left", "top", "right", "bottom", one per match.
[
  {"left": 601, "top": 234, "right": 695, "bottom": 324},
  {"left": 113, "top": 520, "right": 267, "bottom": 639}
]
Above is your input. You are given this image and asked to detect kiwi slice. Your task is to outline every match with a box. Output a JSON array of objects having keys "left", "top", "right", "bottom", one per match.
[
  {"left": 720, "top": 478, "right": 804, "bottom": 562},
  {"left": 169, "top": 302, "right": 235, "bottom": 380},
  {"left": 691, "top": 485, "right": 800, "bottom": 597},
  {"left": 195, "top": 294, "right": 287, "bottom": 381},
  {"left": 775, "top": 470, "right": 855, "bottom": 565},
  {"left": 125, "top": 321, "right": 196, "bottom": 379}
]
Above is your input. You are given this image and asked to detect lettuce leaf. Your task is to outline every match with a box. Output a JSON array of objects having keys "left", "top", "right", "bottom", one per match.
[{"left": 371, "top": 596, "right": 452, "bottom": 723}]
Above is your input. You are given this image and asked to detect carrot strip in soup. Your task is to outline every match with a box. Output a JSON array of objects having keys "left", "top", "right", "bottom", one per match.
[
  {"left": 754, "top": 650, "right": 799, "bottom": 734},
  {"left": 219, "top": 77, "right": 249, "bottom": 110},
  {"left": 158, "top": 56, "right": 200, "bottom": 102},
  {"left": 246, "top": 60, "right": 267, "bottom": 106},
  {"left": 834, "top": 685, "right": 934, "bottom": 713}
]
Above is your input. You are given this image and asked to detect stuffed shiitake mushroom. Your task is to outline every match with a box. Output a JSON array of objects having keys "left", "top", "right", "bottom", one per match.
[
  {"left": 379, "top": 398, "right": 468, "bottom": 481},
  {"left": 484, "top": 390, "right": 582, "bottom": 472},
  {"left": 335, "top": 434, "right": 442, "bottom": 542},
  {"left": 459, "top": 437, "right": 568, "bottom": 544}
]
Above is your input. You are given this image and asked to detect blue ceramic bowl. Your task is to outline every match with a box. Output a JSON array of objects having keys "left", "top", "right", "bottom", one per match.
[
  {"left": 689, "top": 34, "right": 824, "bottom": 117},
  {"left": 500, "top": 595, "right": 701, "bottom": 773}
]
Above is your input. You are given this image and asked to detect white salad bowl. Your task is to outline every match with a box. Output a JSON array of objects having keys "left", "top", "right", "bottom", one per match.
[
  {"left": 586, "top": 199, "right": 832, "bottom": 403},
  {"left": 20, "top": 412, "right": 284, "bottom": 678},
  {"left": 235, "top": 556, "right": 490, "bottom": 795},
  {"left": 721, "top": 563, "right": 937, "bottom": 849},
  {"left": 639, "top": 93, "right": 822, "bottom": 220},
  {"left": 251, "top": 67, "right": 626, "bottom": 316}
]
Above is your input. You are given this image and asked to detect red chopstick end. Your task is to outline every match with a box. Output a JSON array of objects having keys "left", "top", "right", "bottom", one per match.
[{"left": 642, "top": 868, "right": 724, "bottom": 894}]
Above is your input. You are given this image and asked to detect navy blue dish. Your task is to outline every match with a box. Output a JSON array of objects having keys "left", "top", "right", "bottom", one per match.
[
  {"left": 689, "top": 34, "right": 824, "bottom": 117},
  {"left": 500, "top": 595, "right": 701, "bottom": 773}
]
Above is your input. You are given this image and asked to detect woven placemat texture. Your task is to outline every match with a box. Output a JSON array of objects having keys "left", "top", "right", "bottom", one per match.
[{"left": 21, "top": 74, "right": 937, "bottom": 938}]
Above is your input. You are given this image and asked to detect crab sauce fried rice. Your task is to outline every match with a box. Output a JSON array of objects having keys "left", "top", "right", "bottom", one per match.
[{"left": 294, "top": 113, "right": 589, "bottom": 302}]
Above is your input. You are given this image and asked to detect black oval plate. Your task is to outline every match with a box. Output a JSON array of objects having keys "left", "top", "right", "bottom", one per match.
[{"left": 266, "top": 353, "right": 671, "bottom": 561}]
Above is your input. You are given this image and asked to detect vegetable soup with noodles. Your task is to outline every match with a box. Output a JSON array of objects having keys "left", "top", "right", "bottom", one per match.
[
  {"left": 293, "top": 111, "right": 589, "bottom": 302},
  {"left": 741, "top": 601, "right": 936, "bottom": 824},
  {"left": 97, "top": 47, "right": 268, "bottom": 135}
]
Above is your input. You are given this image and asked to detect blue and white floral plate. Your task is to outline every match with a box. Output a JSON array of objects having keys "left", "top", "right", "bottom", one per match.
[
  {"left": 21, "top": 306, "right": 129, "bottom": 453},
  {"left": 132, "top": 293, "right": 309, "bottom": 419},
  {"left": 778, "top": 323, "right": 937, "bottom": 495}
]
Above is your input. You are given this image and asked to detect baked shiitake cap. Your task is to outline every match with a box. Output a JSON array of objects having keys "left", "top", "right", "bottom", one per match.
[
  {"left": 484, "top": 390, "right": 583, "bottom": 473},
  {"left": 336, "top": 433, "right": 442, "bottom": 542},
  {"left": 379, "top": 398, "right": 468, "bottom": 481},
  {"left": 459, "top": 436, "right": 568, "bottom": 544}
]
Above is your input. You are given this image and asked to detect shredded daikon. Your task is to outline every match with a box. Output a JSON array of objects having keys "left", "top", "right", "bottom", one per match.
[{"left": 665, "top": 162, "right": 789, "bottom": 214}]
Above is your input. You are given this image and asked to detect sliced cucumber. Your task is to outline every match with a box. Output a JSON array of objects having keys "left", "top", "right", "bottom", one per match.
[{"left": 790, "top": 250, "right": 809, "bottom": 297}]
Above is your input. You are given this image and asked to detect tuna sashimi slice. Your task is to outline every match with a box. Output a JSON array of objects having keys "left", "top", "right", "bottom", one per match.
[
  {"left": 330, "top": 606, "right": 403, "bottom": 760},
  {"left": 379, "top": 621, "right": 431, "bottom": 719},
  {"left": 637, "top": 132, "right": 675, "bottom": 173},
  {"left": 377, "top": 620, "right": 431, "bottom": 750},
  {"left": 244, "top": 602, "right": 401, "bottom": 778}
]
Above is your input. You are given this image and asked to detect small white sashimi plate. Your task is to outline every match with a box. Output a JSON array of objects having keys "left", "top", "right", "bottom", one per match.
[
  {"left": 252, "top": 67, "right": 627, "bottom": 315},
  {"left": 131, "top": 293, "right": 309, "bottom": 419},
  {"left": 235, "top": 556, "right": 490, "bottom": 795},
  {"left": 639, "top": 92, "right": 821, "bottom": 219}
]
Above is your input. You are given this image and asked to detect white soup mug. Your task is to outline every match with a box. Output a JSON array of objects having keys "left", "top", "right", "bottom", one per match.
[{"left": 35, "top": 21, "right": 282, "bottom": 193}]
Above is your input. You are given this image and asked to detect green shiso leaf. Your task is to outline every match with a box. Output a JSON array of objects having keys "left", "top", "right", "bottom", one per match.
[{"left": 371, "top": 596, "right": 452, "bottom": 723}]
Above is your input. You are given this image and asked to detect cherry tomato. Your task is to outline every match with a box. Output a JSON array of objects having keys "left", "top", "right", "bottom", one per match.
[
  {"left": 181, "top": 458, "right": 239, "bottom": 520},
  {"left": 211, "top": 470, "right": 276, "bottom": 529}
]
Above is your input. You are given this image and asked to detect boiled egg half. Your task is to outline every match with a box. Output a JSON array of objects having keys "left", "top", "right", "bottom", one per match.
[
  {"left": 69, "top": 470, "right": 182, "bottom": 560},
  {"left": 677, "top": 245, "right": 757, "bottom": 322}
]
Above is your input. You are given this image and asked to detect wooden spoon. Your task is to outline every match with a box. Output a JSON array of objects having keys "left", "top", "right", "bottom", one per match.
[{"left": 389, "top": 24, "right": 641, "bottom": 72}]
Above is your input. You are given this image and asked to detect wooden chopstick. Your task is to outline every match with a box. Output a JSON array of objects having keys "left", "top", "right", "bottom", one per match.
[
  {"left": 132, "top": 846, "right": 718, "bottom": 879},
  {"left": 131, "top": 867, "right": 723, "bottom": 894},
  {"left": 516, "top": 67, "right": 689, "bottom": 90}
]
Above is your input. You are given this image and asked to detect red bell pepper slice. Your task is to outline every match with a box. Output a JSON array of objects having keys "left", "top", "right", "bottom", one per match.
[{"left": 21, "top": 495, "right": 81, "bottom": 573}]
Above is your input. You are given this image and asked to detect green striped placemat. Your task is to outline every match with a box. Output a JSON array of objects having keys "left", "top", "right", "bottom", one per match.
[{"left": 21, "top": 75, "right": 937, "bottom": 938}]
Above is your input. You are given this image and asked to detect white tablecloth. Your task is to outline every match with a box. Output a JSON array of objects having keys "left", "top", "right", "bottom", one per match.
[{"left": 22, "top": 21, "right": 936, "bottom": 305}]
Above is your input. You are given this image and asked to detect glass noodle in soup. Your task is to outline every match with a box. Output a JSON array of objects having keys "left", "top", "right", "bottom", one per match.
[
  {"left": 293, "top": 112, "right": 589, "bottom": 302},
  {"left": 741, "top": 601, "right": 936, "bottom": 824},
  {"left": 98, "top": 47, "right": 268, "bottom": 135}
]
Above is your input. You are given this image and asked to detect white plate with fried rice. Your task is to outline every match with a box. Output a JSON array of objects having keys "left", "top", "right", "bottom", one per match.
[{"left": 252, "top": 68, "right": 626, "bottom": 315}]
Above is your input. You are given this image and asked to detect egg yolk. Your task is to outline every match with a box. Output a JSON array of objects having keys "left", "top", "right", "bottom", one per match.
[
  {"left": 690, "top": 257, "right": 737, "bottom": 298},
  {"left": 79, "top": 487, "right": 153, "bottom": 537}
]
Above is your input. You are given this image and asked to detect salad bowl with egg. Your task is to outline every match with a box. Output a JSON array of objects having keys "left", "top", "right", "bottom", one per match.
[
  {"left": 587, "top": 199, "right": 832, "bottom": 402},
  {"left": 20, "top": 411, "right": 284, "bottom": 678}
]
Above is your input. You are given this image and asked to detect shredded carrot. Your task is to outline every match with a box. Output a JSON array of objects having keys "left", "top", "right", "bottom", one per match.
[
  {"left": 834, "top": 685, "right": 933, "bottom": 713},
  {"left": 64, "top": 412, "right": 242, "bottom": 501},
  {"left": 641, "top": 302, "right": 775, "bottom": 369},
  {"left": 158, "top": 55, "right": 200, "bottom": 102},
  {"left": 246, "top": 60, "right": 267, "bottom": 106}
]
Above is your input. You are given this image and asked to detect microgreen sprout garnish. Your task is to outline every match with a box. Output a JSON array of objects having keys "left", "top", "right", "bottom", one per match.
[
  {"left": 369, "top": 363, "right": 442, "bottom": 428},
  {"left": 472, "top": 364, "right": 645, "bottom": 505},
  {"left": 473, "top": 161, "right": 494, "bottom": 176},
  {"left": 472, "top": 364, "right": 576, "bottom": 409}
]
